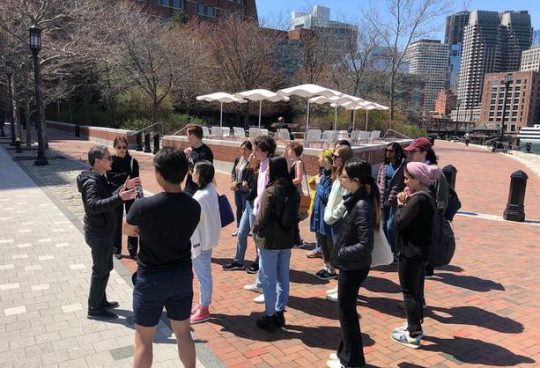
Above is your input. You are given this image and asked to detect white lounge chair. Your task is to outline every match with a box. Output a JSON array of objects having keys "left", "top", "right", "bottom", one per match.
[
  {"left": 306, "top": 129, "right": 322, "bottom": 147},
  {"left": 358, "top": 131, "right": 371, "bottom": 142},
  {"left": 202, "top": 126, "right": 210, "bottom": 138},
  {"left": 211, "top": 126, "right": 222, "bottom": 138},
  {"left": 321, "top": 130, "right": 337, "bottom": 147},
  {"left": 233, "top": 127, "right": 246, "bottom": 139},
  {"left": 249, "top": 127, "right": 261, "bottom": 138},
  {"left": 221, "top": 127, "right": 231, "bottom": 138},
  {"left": 277, "top": 128, "right": 291, "bottom": 141},
  {"left": 369, "top": 130, "right": 381, "bottom": 142}
]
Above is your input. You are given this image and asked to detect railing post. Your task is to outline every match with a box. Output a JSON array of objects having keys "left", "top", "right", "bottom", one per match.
[
  {"left": 136, "top": 132, "right": 143, "bottom": 151},
  {"left": 75, "top": 124, "right": 80, "bottom": 137},
  {"left": 153, "top": 133, "right": 160, "bottom": 154},
  {"left": 144, "top": 132, "right": 152, "bottom": 153}
]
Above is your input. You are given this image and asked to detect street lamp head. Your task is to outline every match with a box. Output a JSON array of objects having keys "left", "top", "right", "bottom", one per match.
[{"left": 29, "top": 25, "right": 42, "bottom": 52}]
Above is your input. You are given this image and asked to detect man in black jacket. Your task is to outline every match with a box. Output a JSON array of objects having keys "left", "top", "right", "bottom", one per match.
[{"left": 77, "top": 144, "right": 139, "bottom": 319}]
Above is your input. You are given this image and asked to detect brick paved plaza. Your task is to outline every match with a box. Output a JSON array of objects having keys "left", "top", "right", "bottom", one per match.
[{"left": 1, "top": 130, "right": 540, "bottom": 367}]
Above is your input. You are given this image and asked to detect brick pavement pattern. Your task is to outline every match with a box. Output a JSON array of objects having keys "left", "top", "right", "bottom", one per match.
[{"left": 3, "top": 131, "right": 540, "bottom": 367}]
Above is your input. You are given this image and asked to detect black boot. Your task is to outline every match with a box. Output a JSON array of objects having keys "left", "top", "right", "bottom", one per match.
[
  {"left": 256, "top": 314, "right": 277, "bottom": 332},
  {"left": 274, "top": 310, "right": 286, "bottom": 328}
]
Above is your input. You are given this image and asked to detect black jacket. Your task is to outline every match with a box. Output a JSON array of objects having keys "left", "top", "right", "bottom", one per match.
[
  {"left": 395, "top": 192, "right": 434, "bottom": 259},
  {"left": 331, "top": 189, "right": 374, "bottom": 271},
  {"left": 253, "top": 180, "right": 297, "bottom": 250},
  {"left": 77, "top": 170, "right": 123, "bottom": 237},
  {"left": 107, "top": 155, "right": 139, "bottom": 190}
]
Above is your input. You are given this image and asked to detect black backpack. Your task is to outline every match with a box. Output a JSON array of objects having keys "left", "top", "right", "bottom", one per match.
[
  {"left": 279, "top": 190, "right": 300, "bottom": 229},
  {"left": 417, "top": 192, "right": 456, "bottom": 267},
  {"left": 444, "top": 185, "right": 461, "bottom": 222}
]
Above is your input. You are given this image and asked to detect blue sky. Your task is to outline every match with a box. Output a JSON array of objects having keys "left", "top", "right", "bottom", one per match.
[{"left": 257, "top": 0, "right": 540, "bottom": 41}]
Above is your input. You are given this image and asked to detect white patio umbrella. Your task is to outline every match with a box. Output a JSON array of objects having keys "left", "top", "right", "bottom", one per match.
[
  {"left": 233, "top": 89, "right": 290, "bottom": 128},
  {"left": 310, "top": 95, "right": 367, "bottom": 130},
  {"left": 277, "top": 84, "right": 342, "bottom": 142},
  {"left": 342, "top": 101, "right": 382, "bottom": 130},
  {"left": 196, "top": 92, "right": 246, "bottom": 127}
]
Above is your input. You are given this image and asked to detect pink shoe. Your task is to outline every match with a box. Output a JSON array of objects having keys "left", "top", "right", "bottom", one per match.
[
  {"left": 190, "top": 306, "right": 210, "bottom": 324},
  {"left": 191, "top": 304, "right": 200, "bottom": 315}
]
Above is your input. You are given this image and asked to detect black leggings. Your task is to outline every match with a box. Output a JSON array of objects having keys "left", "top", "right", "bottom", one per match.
[
  {"left": 398, "top": 256, "right": 425, "bottom": 335},
  {"left": 337, "top": 267, "right": 370, "bottom": 367}
]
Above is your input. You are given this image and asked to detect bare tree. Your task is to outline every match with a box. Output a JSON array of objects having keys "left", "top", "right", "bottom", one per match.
[{"left": 364, "top": 0, "right": 449, "bottom": 124}]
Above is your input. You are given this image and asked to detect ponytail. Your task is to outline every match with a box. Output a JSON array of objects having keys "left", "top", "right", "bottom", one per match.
[{"left": 368, "top": 177, "right": 381, "bottom": 230}]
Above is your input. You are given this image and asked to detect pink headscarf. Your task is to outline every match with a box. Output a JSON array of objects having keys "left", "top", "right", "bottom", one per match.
[{"left": 406, "top": 162, "right": 440, "bottom": 186}]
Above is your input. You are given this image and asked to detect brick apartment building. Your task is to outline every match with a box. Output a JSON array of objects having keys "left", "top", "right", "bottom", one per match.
[
  {"left": 479, "top": 71, "right": 540, "bottom": 134},
  {"left": 133, "top": 0, "right": 258, "bottom": 21},
  {"left": 435, "top": 89, "right": 456, "bottom": 117}
]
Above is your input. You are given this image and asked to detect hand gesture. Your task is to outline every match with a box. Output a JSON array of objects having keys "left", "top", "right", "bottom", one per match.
[
  {"left": 184, "top": 147, "right": 193, "bottom": 158},
  {"left": 126, "top": 176, "right": 141, "bottom": 190},
  {"left": 119, "top": 177, "right": 137, "bottom": 202},
  {"left": 230, "top": 183, "right": 238, "bottom": 191},
  {"left": 397, "top": 191, "right": 409, "bottom": 206}
]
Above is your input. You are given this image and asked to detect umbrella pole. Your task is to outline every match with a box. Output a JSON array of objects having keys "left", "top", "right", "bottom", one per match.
[
  {"left": 220, "top": 102, "right": 223, "bottom": 127},
  {"left": 334, "top": 107, "right": 337, "bottom": 131},
  {"left": 353, "top": 110, "right": 356, "bottom": 131},
  {"left": 305, "top": 100, "right": 310, "bottom": 145},
  {"left": 258, "top": 101, "right": 262, "bottom": 129},
  {"left": 365, "top": 110, "right": 368, "bottom": 131}
]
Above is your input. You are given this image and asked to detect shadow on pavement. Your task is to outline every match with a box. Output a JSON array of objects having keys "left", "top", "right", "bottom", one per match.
[
  {"left": 431, "top": 272, "right": 505, "bottom": 292},
  {"left": 422, "top": 336, "right": 535, "bottom": 366},
  {"left": 427, "top": 306, "right": 524, "bottom": 333},
  {"left": 208, "top": 312, "right": 374, "bottom": 350},
  {"left": 363, "top": 275, "right": 402, "bottom": 294},
  {"left": 287, "top": 295, "right": 338, "bottom": 319}
]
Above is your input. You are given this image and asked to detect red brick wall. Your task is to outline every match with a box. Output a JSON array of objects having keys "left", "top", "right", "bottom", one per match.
[{"left": 47, "top": 121, "right": 138, "bottom": 145}]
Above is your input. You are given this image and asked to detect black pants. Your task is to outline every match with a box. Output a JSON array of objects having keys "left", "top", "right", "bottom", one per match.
[
  {"left": 294, "top": 221, "right": 302, "bottom": 246},
  {"left": 337, "top": 267, "right": 370, "bottom": 367},
  {"left": 315, "top": 232, "right": 334, "bottom": 265},
  {"left": 398, "top": 256, "right": 425, "bottom": 334},
  {"left": 87, "top": 235, "right": 114, "bottom": 311},
  {"left": 113, "top": 200, "right": 138, "bottom": 256}
]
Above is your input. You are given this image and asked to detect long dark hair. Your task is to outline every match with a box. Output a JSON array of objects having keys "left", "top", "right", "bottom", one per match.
[
  {"left": 343, "top": 160, "right": 381, "bottom": 230},
  {"left": 268, "top": 157, "right": 294, "bottom": 190},
  {"left": 194, "top": 160, "right": 215, "bottom": 190},
  {"left": 384, "top": 142, "right": 405, "bottom": 164},
  {"left": 425, "top": 148, "right": 438, "bottom": 165},
  {"left": 113, "top": 136, "right": 131, "bottom": 157}
]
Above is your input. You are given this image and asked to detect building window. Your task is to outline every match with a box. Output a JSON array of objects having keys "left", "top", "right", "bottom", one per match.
[
  {"left": 516, "top": 80, "right": 522, "bottom": 84},
  {"left": 160, "top": 0, "right": 183, "bottom": 9},
  {"left": 511, "top": 125, "right": 516, "bottom": 131},
  {"left": 197, "top": 3, "right": 215, "bottom": 17}
]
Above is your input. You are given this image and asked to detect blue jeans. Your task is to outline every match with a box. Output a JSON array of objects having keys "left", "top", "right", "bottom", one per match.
[
  {"left": 234, "top": 201, "right": 255, "bottom": 265},
  {"left": 258, "top": 248, "right": 291, "bottom": 316},
  {"left": 192, "top": 249, "right": 213, "bottom": 307},
  {"left": 234, "top": 190, "right": 247, "bottom": 228},
  {"left": 382, "top": 206, "right": 397, "bottom": 253}
]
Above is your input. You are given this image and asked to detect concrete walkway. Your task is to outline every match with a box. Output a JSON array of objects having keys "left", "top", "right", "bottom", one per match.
[{"left": 0, "top": 138, "right": 209, "bottom": 367}]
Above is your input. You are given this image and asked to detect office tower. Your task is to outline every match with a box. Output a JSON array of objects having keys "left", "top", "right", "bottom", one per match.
[
  {"left": 445, "top": 11, "right": 470, "bottom": 93},
  {"left": 533, "top": 29, "right": 540, "bottom": 46},
  {"left": 405, "top": 40, "right": 449, "bottom": 112},
  {"left": 457, "top": 10, "right": 532, "bottom": 122},
  {"left": 521, "top": 48, "right": 540, "bottom": 72}
]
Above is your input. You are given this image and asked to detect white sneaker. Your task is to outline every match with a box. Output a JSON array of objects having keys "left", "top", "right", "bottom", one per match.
[
  {"left": 253, "top": 294, "right": 265, "bottom": 303},
  {"left": 243, "top": 284, "right": 262, "bottom": 293},
  {"left": 326, "top": 359, "right": 343, "bottom": 368},
  {"left": 328, "top": 352, "right": 338, "bottom": 361},
  {"left": 326, "top": 287, "right": 338, "bottom": 295},
  {"left": 326, "top": 291, "right": 338, "bottom": 302},
  {"left": 392, "top": 323, "right": 424, "bottom": 339}
]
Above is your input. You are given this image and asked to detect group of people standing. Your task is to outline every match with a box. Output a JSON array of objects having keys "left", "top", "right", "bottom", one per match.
[{"left": 78, "top": 124, "right": 453, "bottom": 368}]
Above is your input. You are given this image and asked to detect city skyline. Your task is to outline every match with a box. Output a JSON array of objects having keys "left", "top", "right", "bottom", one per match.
[{"left": 257, "top": 0, "right": 540, "bottom": 43}]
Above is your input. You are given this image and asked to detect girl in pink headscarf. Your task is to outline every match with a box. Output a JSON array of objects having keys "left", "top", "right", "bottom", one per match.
[{"left": 391, "top": 162, "right": 439, "bottom": 349}]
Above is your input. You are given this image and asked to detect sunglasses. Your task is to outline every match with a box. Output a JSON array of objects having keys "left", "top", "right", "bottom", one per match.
[{"left": 116, "top": 146, "right": 127, "bottom": 149}]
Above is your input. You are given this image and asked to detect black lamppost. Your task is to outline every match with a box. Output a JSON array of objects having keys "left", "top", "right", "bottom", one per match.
[
  {"left": 29, "top": 25, "right": 48, "bottom": 166},
  {"left": 500, "top": 73, "right": 513, "bottom": 145}
]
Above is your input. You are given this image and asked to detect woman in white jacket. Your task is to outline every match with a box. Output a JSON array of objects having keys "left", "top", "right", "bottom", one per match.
[
  {"left": 190, "top": 160, "right": 221, "bottom": 324},
  {"left": 324, "top": 145, "right": 353, "bottom": 301}
]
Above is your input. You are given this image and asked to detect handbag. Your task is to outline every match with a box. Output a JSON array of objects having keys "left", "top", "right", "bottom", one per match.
[
  {"left": 218, "top": 194, "right": 235, "bottom": 228},
  {"left": 298, "top": 169, "right": 312, "bottom": 221},
  {"left": 371, "top": 229, "right": 394, "bottom": 267}
]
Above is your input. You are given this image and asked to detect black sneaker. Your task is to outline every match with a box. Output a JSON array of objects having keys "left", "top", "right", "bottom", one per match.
[
  {"left": 246, "top": 263, "right": 259, "bottom": 274},
  {"left": 316, "top": 270, "right": 338, "bottom": 281},
  {"left": 222, "top": 261, "right": 245, "bottom": 271},
  {"left": 87, "top": 309, "right": 118, "bottom": 320},
  {"left": 101, "top": 301, "right": 119, "bottom": 309},
  {"left": 256, "top": 314, "right": 277, "bottom": 332},
  {"left": 275, "top": 310, "right": 286, "bottom": 328}
]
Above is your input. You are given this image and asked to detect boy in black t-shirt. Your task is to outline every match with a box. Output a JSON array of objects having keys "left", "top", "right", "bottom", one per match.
[
  {"left": 183, "top": 124, "right": 214, "bottom": 195},
  {"left": 124, "top": 147, "right": 200, "bottom": 368}
]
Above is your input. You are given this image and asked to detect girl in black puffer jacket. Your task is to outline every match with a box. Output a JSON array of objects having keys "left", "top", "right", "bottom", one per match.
[{"left": 329, "top": 160, "right": 380, "bottom": 368}]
